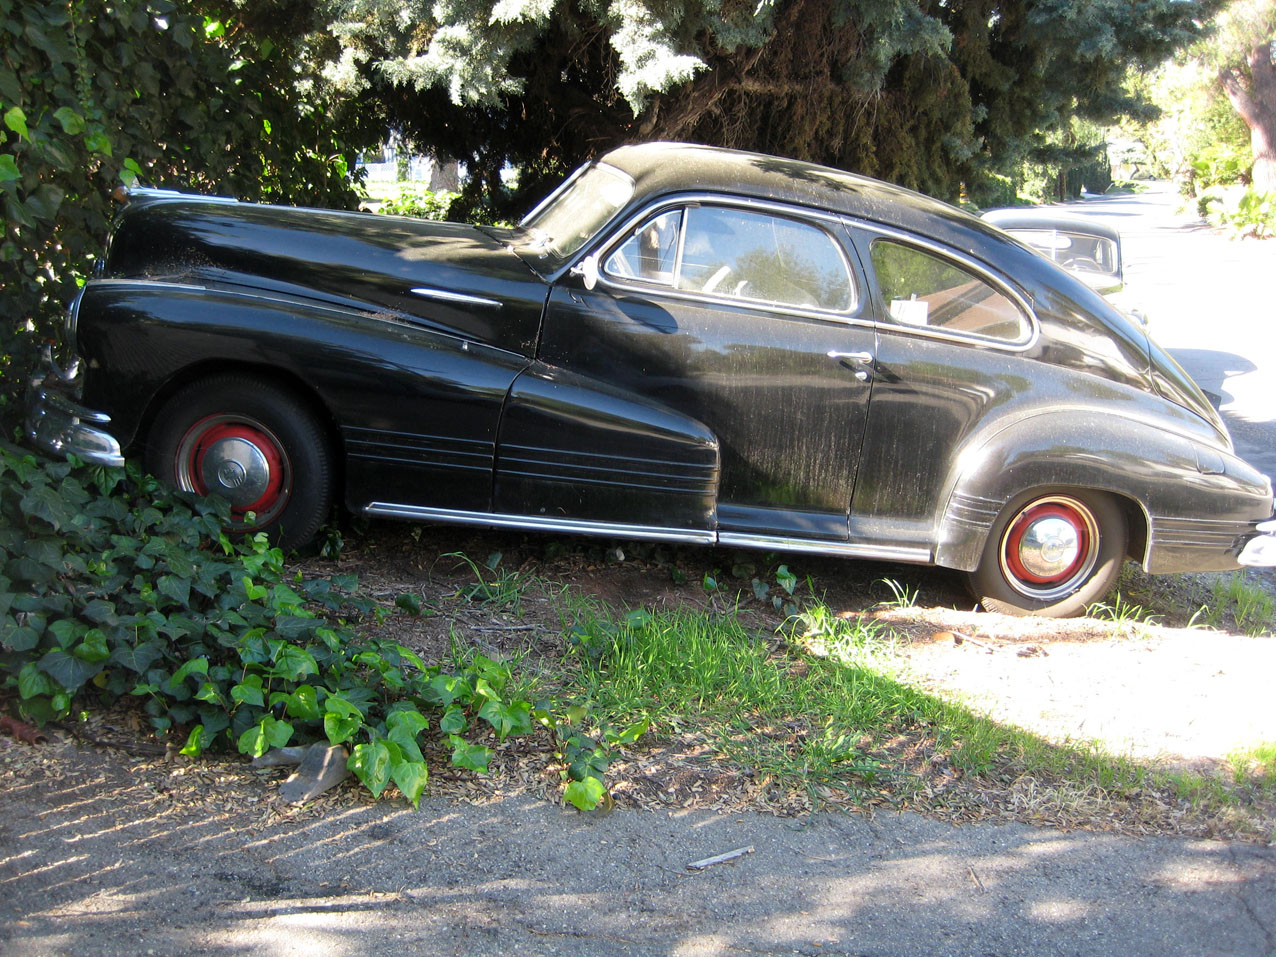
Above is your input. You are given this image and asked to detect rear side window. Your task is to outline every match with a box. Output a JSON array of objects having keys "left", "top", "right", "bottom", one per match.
[
  {"left": 870, "top": 240, "right": 1030, "bottom": 343},
  {"left": 605, "top": 205, "right": 855, "bottom": 312}
]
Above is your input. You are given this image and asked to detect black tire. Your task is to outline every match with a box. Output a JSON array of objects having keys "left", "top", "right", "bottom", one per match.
[
  {"left": 146, "top": 374, "right": 333, "bottom": 550},
  {"left": 966, "top": 489, "right": 1127, "bottom": 618}
]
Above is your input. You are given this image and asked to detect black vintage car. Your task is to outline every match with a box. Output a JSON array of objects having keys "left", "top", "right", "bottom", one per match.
[{"left": 27, "top": 143, "right": 1276, "bottom": 616}]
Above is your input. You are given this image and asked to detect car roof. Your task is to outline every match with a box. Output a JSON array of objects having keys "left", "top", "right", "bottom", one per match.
[
  {"left": 599, "top": 142, "right": 1020, "bottom": 261},
  {"left": 981, "top": 207, "right": 1121, "bottom": 243}
]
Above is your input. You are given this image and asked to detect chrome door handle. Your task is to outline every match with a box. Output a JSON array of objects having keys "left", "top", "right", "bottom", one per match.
[{"left": 827, "top": 350, "right": 875, "bottom": 382}]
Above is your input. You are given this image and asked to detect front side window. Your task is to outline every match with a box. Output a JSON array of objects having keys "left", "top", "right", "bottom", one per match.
[
  {"left": 869, "top": 240, "right": 1031, "bottom": 343},
  {"left": 603, "top": 204, "right": 855, "bottom": 312}
]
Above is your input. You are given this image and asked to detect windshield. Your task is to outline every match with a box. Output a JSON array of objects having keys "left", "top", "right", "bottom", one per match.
[{"left": 517, "top": 162, "right": 634, "bottom": 270}]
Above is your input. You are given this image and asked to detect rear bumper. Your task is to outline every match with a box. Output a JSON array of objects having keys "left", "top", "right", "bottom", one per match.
[{"left": 24, "top": 349, "right": 125, "bottom": 468}]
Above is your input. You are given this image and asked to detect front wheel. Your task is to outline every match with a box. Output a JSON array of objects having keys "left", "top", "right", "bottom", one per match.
[
  {"left": 146, "top": 374, "right": 333, "bottom": 550},
  {"left": 966, "top": 490, "right": 1127, "bottom": 618}
]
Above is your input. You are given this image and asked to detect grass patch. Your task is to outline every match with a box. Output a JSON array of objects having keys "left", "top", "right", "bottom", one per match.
[
  {"left": 562, "top": 603, "right": 1143, "bottom": 803},
  {"left": 547, "top": 598, "right": 1276, "bottom": 839}
]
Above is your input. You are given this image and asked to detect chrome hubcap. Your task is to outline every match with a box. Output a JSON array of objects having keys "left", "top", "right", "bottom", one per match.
[
  {"left": 199, "top": 436, "right": 273, "bottom": 509},
  {"left": 1016, "top": 516, "right": 1082, "bottom": 579},
  {"left": 999, "top": 496, "right": 1099, "bottom": 600},
  {"left": 175, "top": 414, "right": 290, "bottom": 526}
]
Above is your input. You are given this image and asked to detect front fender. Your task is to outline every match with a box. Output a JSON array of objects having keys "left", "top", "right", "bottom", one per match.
[
  {"left": 76, "top": 278, "right": 530, "bottom": 513},
  {"left": 935, "top": 410, "right": 1271, "bottom": 573}
]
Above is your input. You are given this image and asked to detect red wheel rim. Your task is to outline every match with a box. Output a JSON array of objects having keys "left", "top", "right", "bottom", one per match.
[
  {"left": 174, "top": 414, "right": 291, "bottom": 526},
  {"left": 999, "top": 497, "right": 1099, "bottom": 600}
]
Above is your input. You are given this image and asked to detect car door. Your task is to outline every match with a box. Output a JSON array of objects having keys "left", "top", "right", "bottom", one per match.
[
  {"left": 510, "top": 199, "right": 877, "bottom": 543},
  {"left": 845, "top": 225, "right": 1039, "bottom": 552}
]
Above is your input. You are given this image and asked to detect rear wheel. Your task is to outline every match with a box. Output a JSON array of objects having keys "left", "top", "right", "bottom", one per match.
[
  {"left": 147, "top": 374, "right": 333, "bottom": 550},
  {"left": 966, "top": 490, "right": 1127, "bottom": 618}
]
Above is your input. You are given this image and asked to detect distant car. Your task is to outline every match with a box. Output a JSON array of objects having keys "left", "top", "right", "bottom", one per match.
[
  {"left": 26, "top": 143, "right": 1276, "bottom": 616},
  {"left": 980, "top": 207, "right": 1147, "bottom": 325}
]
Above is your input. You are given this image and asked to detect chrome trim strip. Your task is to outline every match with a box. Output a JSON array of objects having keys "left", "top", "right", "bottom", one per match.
[
  {"left": 363, "top": 502, "right": 936, "bottom": 561},
  {"left": 410, "top": 287, "right": 502, "bottom": 309},
  {"left": 362, "top": 503, "right": 717, "bottom": 545},
  {"left": 717, "top": 532, "right": 932, "bottom": 563}
]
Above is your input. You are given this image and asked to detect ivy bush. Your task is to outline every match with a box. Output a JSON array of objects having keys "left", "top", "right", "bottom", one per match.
[
  {"left": 0, "top": 442, "right": 551, "bottom": 806},
  {"left": 0, "top": 0, "right": 381, "bottom": 404}
]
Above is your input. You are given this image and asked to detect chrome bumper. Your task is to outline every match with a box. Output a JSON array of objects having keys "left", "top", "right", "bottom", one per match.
[
  {"left": 24, "top": 351, "right": 125, "bottom": 468},
  {"left": 1238, "top": 519, "right": 1276, "bottom": 568}
]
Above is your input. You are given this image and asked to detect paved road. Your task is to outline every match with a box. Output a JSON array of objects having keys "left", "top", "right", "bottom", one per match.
[
  {"left": 3, "top": 761, "right": 1275, "bottom": 957},
  {"left": 1065, "top": 184, "right": 1276, "bottom": 478}
]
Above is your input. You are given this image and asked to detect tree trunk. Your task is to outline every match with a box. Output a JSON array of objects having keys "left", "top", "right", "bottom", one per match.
[{"left": 1221, "top": 37, "right": 1276, "bottom": 194}]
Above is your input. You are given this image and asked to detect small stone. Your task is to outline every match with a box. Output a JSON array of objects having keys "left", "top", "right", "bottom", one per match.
[{"left": 278, "top": 744, "right": 350, "bottom": 803}]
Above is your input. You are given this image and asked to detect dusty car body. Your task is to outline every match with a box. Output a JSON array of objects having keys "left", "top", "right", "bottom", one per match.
[{"left": 27, "top": 142, "right": 1276, "bottom": 616}]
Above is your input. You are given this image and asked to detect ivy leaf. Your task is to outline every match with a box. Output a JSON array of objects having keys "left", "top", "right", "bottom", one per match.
[
  {"left": 283, "top": 684, "right": 320, "bottom": 721},
  {"left": 390, "top": 756, "right": 429, "bottom": 808},
  {"left": 270, "top": 643, "right": 317, "bottom": 681},
  {"left": 83, "top": 130, "right": 112, "bottom": 156},
  {"left": 52, "top": 106, "right": 86, "bottom": 135},
  {"left": 110, "top": 639, "right": 165, "bottom": 674},
  {"left": 449, "top": 735, "right": 492, "bottom": 773},
  {"left": 0, "top": 154, "right": 18, "bottom": 183},
  {"left": 349, "top": 740, "right": 392, "bottom": 797},
  {"left": 563, "top": 776, "right": 606, "bottom": 811},
  {"left": 17, "top": 662, "right": 55, "bottom": 699},
  {"left": 438, "top": 706, "right": 466, "bottom": 734},
  {"left": 167, "top": 656, "right": 209, "bottom": 689},
  {"left": 38, "top": 648, "right": 100, "bottom": 692},
  {"left": 157, "top": 575, "right": 191, "bottom": 607},
  {"left": 180, "top": 724, "right": 206, "bottom": 757},
  {"left": 231, "top": 673, "right": 265, "bottom": 708},
  {"left": 237, "top": 715, "right": 293, "bottom": 758},
  {"left": 73, "top": 629, "right": 111, "bottom": 664},
  {"left": 3, "top": 106, "right": 27, "bottom": 139}
]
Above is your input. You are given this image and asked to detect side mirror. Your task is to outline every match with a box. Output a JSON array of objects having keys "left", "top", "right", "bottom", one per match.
[{"left": 571, "top": 254, "right": 599, "bottom": 291}]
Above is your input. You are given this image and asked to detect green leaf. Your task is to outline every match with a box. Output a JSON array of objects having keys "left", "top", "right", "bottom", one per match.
[
  {"left": 38, "top": 648, "right": 99, "bottom": 692},
  {"left": 52, "top": 106, "right": 85, "bottom": 134},
  {"left": 349, "top": 740, "right": 392, "bottom": 797},
  {"left": 237, "top": 715, "right": 293, "bottom": 758},
  {"left": 2, "top": 624, "right": 41, "bottom": 652},
  {"left": 564, "top": 776, "right": 606, "bottom": 811},
  {"left": 438, "top": 706, "right": 466, "bottom": 734},
  {"left": 47, "top": 619, "right": 86, "bottom": 649},
  {"left": 390, "top": 756, "right": 429, "bottom": 808},
  {"left": 81, "top": 599, "right": 118, "bottom": 626},
  {"left": 194, "top": 682, "right": 226, "bottom": 707},
  {"left": 449, "top": 735, "right": 492, "bottom": 773},
  {"left": 83, "top": 130, "right": 112, "bottom": 156},
  {"left": 110, "top": 639, "right": 165, "bottom": 674},
  {"left": 270, "top": 643, "right": 317, "bottom": 681},
  {"left": 72, "top": 629, "right": 110, "bottom": 663},
  {"left": 230, "top": 673, "right": 265, "bottom": 708},
  {"left": 180, "top": 724, "right": 206, "bottom": 756},
  {"left": 167, "top": 656, "right": 209, "bottom": 689},
  {"left": 0, "top": 154, "right": 18, "bottom": 183},
  {"left": 17, "top": 662, "right": 55, "bottom": 699},
  {"left": 284, "top": 684, "right": 320, "bottom": 721},
  {"left": 3, "top": 106, "right": 28, "bottom": 141},
  {"left": 157, "top": 575, "right": 191, "bottom": 607},
  {"left": 607, "top": 715, "right": 651, "bottom": 746}
]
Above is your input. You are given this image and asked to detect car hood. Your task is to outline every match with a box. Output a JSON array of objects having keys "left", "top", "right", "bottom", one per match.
[{"left": 105, "top": 194, "right": 548, "bottom": 355}]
